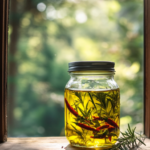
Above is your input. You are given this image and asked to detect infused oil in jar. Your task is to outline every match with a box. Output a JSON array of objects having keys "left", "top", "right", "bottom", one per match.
[{"left": 64, "top": 61, "right": 120, "bottom": 149}]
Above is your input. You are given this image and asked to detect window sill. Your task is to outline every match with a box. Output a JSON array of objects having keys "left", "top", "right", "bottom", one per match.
[{"left": 0, "top": 137, "right": 150, "bottom": 150}]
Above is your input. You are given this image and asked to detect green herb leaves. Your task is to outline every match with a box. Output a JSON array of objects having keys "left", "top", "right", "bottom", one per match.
[{"left": 110, "top": 124, "right": 146, "bottom": 150}]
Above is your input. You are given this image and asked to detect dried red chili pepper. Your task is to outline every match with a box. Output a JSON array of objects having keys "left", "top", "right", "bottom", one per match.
[
  {"left": 108, "top": 126, "right": 116, "bottom": 133},
  {"left": 90, "top": 133, "right": 111, "bottom": 142},
  {"left": 76, "top": 123, "right": 99, "bottom": 132},
  {"left": 65, "top": 98, "right": 93, "bottom": 124},
  {"left": 108, "top": 136, "right": 111, "bottom": 141},
  {"left": 96, "top": 125, "right": 109, "bottom": 131},
  {"left": 105, "top": 122, "right": 110, "bottom": 125},
  {"left": 106, "top": 118, "right": 119, "bottom": 129},
  {"left": 92, "top": 116, "right": 119, "bottom": 129},
  {"left": 90, "top": 135, "right": 106, "bottom": 139},
  {"left": 65, "top": 98, "right": 79, "bottom": 117},
  {"left": 91, "top": 130, "right": 112, "bottom": 140}
]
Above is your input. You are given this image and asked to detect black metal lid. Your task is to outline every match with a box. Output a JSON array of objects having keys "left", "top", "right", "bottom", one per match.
[{"left": 68, "top": 61, "right": 115, "bottom": 72}]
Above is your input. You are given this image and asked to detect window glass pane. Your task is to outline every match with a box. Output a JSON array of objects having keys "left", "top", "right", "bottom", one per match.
[{"left": 8, "top": 0, "right": 143, "bottom": 136}]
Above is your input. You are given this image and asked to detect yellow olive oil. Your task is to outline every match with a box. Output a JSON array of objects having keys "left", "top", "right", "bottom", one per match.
[{"left": 64, "top": 88, "right": 120, "bottom": 148}]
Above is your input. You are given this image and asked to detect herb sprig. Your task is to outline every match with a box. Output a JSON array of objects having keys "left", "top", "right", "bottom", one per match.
[{"left": 110, "top": 124, "right": 146, "bottom": 150}]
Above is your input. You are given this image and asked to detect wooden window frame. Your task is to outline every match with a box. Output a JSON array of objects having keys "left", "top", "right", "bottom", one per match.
[
  {"left": 144, "top": 0, "right": 150, "bottom": 138},
  {"left": 0, "top": 0, "right": 150, "bottom": 143},
  {"left": 0, "top": 0, "right": 9, "bottom": 142}
]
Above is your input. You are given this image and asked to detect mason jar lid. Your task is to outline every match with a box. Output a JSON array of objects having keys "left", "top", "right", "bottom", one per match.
[{"left": 68, "top": 61, "right": 115, "bottom": 72}]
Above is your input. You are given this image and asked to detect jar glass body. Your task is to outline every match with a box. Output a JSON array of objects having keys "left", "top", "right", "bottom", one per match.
[{"left": 64, "top": 71, "right": 120, "bottom": 149}]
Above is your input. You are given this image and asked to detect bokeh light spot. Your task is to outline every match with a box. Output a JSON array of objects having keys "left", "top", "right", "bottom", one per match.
[
  {"left": 121, "top": 116, "right": 132, "bottom": 125},
  {"left": 46, "top": 5, "right": 57, "bottom": 20},
  {"left": 37, "top": 126, "right": 45, "bottom": 134},
  {"left": 14, "top": 108, "right": 23, "bottom": 120},
  {"left": 22, "top": 18, "right": 30, "bottom": 27},
  {"left": 37, "top": 2, "right": 46, "bottom": 12},
  {"left": 130, "top": 62, "right": 140, "bottom": 73},
  {"left": 75, "top": 11, "right": 87, "bottom": 23}
]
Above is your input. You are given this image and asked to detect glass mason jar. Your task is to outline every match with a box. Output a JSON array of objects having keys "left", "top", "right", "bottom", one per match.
[{"left": 64, "top": 61, "right": 120, "bottom": 149}]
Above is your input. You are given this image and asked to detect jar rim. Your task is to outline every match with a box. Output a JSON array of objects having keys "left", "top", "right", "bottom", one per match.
[
  {"left": 68, "top": 61, "right": 115, "bottom": 72},
  {"left": 69, "top": 70, "right": 115, "bottom": 75}
]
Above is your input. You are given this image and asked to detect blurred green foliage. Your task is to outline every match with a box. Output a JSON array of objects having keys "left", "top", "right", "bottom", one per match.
[{"left": 8, "top": 0, "right": 143, "bottom": 137}]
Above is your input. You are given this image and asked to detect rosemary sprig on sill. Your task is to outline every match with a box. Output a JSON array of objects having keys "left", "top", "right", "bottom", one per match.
[{"left": 110, "top": 124, "right": 146, "bottom": 150}]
